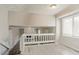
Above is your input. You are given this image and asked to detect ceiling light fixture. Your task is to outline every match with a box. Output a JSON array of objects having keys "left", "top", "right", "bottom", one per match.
[{"left": 50, "top": 4, "right": 57, "bottom": 8}]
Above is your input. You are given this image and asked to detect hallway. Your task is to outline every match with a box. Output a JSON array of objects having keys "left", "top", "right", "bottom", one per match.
[{"left": 1, "top": 4, "right": 79, "bottom": 55}]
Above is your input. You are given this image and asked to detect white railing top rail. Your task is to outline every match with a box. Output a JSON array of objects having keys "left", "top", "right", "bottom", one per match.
[{"left": 22, "top": 33, "right": 55, "bottom": 36}]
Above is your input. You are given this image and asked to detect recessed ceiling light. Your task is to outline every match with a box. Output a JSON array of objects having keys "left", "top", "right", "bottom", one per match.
[{"left": 49, "top": 4, "right": 57, "bottom": 8}]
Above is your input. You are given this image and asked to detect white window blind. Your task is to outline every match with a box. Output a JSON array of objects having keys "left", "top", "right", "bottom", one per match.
[
  {"left": 73, "top": 14, "right": 79, "bottom": 37},
  {"left": 62, "top": 16, "right": 73, "bottom": 36}
]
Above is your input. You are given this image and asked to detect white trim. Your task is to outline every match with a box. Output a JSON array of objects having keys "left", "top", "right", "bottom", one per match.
[{"left": 23, "top": 33, "right": 55, "bottom": 36}]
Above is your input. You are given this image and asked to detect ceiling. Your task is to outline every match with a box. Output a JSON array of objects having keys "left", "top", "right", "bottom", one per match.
[{"left": 7, "top": 4, "right": 70, "bottom": 15}]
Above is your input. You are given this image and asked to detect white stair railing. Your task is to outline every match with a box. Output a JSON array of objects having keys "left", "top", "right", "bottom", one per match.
[
  {"left": 22, "top": 33, "right": 55, "bottom": 44},
  {"left": 20, "top": 33, "right": 55, "bottom": 54}
]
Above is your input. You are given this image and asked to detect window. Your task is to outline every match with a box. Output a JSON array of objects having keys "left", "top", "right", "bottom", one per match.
[
  {"left": 62, "top": 16, "right": 73, "bottom": 36},
  {"left": 62, "top": 13, "right": 79, "bottom": 37},
  {"left": 74, "top": 14, "right": 79, "bottom": 36}
]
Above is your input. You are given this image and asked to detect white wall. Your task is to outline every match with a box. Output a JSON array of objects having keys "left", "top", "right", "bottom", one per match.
[{"left": 27, "top": 14, "right": 56, "bottom": 27}]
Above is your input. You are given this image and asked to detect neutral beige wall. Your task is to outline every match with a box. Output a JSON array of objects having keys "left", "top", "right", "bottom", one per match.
[
  {"left": 9, "top": 11, "right": 28, "bottom": 26},
  {"left": 0, "top": 5, "right": 11, "bottom": 54},
  {"left": 27, "top": 14, "right": 56, "bottom": 27},
  {"left": 9, "top": 11, "right": 56, "bottom": 27},
  {"left": 0, "top": 5, "right": 9, "bottom": 46}
]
